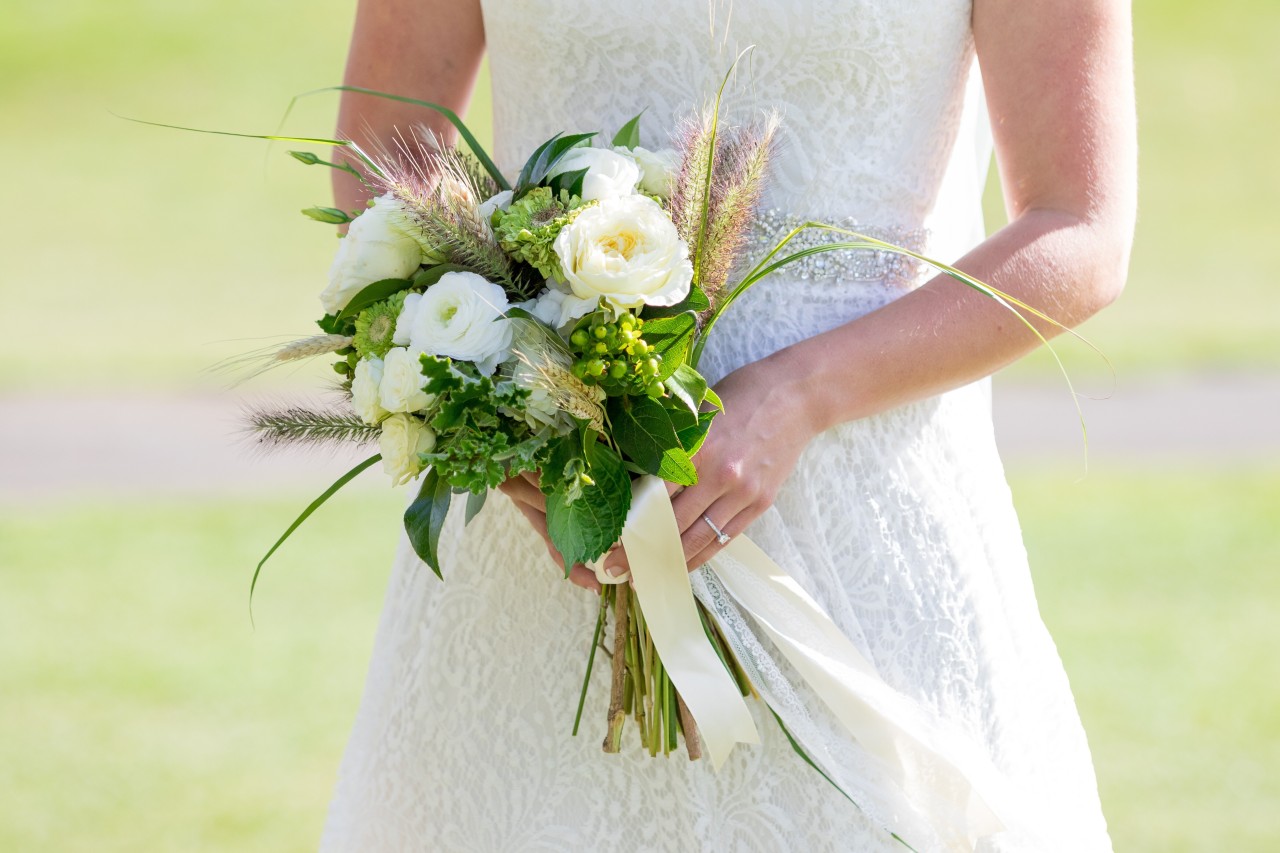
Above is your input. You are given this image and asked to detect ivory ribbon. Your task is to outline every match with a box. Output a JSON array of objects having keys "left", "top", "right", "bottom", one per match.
[
  {"left": 619, "top": 476, "right": 760, "bottom": 768},
  {"left": 612, "top": 476, "right": 1008, "bottom": 844}
]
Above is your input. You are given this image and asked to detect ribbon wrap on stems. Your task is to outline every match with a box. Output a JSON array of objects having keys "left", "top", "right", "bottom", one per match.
[{"left": 610, "top": 475, "right": 1010, "bottom": 847}]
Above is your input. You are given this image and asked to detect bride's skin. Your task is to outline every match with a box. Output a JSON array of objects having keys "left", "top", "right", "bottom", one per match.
[{"left": 335, "top": 0, "right": 1137, "bottom": 593}]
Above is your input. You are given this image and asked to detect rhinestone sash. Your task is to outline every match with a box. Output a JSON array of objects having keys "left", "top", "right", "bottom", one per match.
[{"left": 746, "top": 208, "right": 929, "bottom": 285}]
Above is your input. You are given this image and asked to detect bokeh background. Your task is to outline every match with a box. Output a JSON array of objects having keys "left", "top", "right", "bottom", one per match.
[{"left": 2, "top": 1, "right": 1277, "bottom": 850}]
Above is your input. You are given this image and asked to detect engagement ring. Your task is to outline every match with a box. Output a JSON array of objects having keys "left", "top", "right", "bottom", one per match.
[{"left": 703, "top": 515, "right": 731, "bottom": 545}]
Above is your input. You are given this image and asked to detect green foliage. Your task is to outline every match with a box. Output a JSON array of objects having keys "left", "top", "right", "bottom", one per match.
[
  {"left": 403, "top": 467, "right": 452, "bottom": 579},
  {"left": 611, "top": 111, "right": 645, "bottom": 149},
  {"left": 417, "top": 355, "right": 542, "bottom": 493},
  {"left": 609, "top": 394, "right": 698, "bottom": 486},
  {"left": 300, "top": 205, "right": 350, "bottom": 224},
  {"left": 544, "top": 438, "right": 631, "bottom": 570},
  {"left": 640, "top": 310, "right": 697, "bottom": 381},
  {"left": 513, "top": 131, "right": 597, "bottom": 199}
]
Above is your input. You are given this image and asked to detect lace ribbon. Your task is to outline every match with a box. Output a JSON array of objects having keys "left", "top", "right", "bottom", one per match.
[{"left": 620, "top": 475, "right": 1011, "bottom": 849}]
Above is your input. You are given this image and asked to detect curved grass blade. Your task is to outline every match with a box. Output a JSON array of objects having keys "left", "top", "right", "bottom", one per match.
[
  {"left": 691, "top": 46, "right": 754, "bottom": 284},
  {"left": 288, "top": 86, "right": 509, "bottom": 191},
  {"left": 249, "top": 453, "right": 382, "bottom": 618}
]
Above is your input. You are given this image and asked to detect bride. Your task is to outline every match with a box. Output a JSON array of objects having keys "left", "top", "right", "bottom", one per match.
[{"left": 320, "top": 0, "right": 1135, "bottom": 850}]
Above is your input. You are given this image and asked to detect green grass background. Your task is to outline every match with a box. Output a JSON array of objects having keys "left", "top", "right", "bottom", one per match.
[{"left": 2, "top": 1, "right": 1277, "bottom": 851}]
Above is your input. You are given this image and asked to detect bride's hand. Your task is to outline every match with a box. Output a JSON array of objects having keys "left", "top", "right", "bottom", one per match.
[
  {"left": 498, "top": 472, "right": 602, "bottom": 593},
  {"left": 603, "top": 356, "right": 817, "bottom": 577}
]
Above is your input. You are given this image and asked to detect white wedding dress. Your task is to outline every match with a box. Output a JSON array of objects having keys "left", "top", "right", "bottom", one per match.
[{"left": 321, "top": 1, "right": 1112, "bottom": 850}]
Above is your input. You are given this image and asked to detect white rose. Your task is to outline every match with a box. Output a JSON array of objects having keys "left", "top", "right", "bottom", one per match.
[
  {"left": 392, "top": 292, "right": 421, "bottom": 346},
  {"left": 351, "top": 356, "right": 387, "bottom": 426},
  {"left": 321, "top": 194, "right": 423, "bottom": 315},
  {"left": 529, "top": 286, "right": 595, "bottom": 331},
  {"left": 378, "top": 346, "right": 434, "bottom": 413},
  {"left": 617, "top": 146, "right": 680, "bottom": 197},
  {"left": 552, "top": 194, "right": 693, "bottom": 312},
  {"left": 478, "top": 189, "right": 514, "bottom": 225},
  {"left": 545, "top": 147, "right": 640, "bottom": 202},
  {"left": 405, "top": 271, "right": 514, "bottom": 375},
  {"left": 379, "top": 413, "right": 436, "bottom": 486}
]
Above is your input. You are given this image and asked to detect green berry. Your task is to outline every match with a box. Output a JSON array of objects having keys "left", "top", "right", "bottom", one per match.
[
  {"left": 586, "top": 359, "right": 606, "bottom": 377},
  {"left": 608, "top": 360, "right": 627, "bottom": 379},
  {"left": 592, "top": 325, "right": 608, "bottom": 340},
  {"left": 593, "top": 341, "right": 609, "bottom": 355},
  {"left": 570, "top": 329, "right": 590, "bottom": 348},
  {"left": 333, "top": 361, "right": 352, "bottom": 375},
  {"left": 645, "top": 380, "right": 665, "bottom": 398}
]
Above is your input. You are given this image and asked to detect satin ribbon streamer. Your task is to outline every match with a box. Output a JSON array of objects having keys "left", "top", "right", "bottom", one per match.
[{"left": 616, "top": 475, "right": 1008, "bottom": 844}]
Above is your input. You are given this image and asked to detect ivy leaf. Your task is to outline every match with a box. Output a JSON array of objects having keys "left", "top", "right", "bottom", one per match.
[
  {"left": 611, "top": 111, "right": 645, "bottom": 149},
  {"left": 545, "top": 439, "right": 630, "bottom": 571},
  {"left": 404, "top": 467, "right": 453, "bottom": 579},
  {"left": 664, "top": 363, "right": 708, "bottom": 416},
  {"left": 610, "top": 395, "right": 698, "bottom": 486}
]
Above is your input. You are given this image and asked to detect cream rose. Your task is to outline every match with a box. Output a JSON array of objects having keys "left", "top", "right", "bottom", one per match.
[
  {"left": 378, "top": 346, "right": 434, "bottom": 413},
  {"left": 552, "top": 194, "right": 693, "bottom": 311},
  {"left": 545, "top": 147, "right": 640, "bottom": 202},
  {"left": 321, "top": 194, "right": 423, "bottom": 315},
  {"left": 403, "top": 271, "right": 513, "bottom": 375},
  {"left": 350, "top": 356, "right": 387, "bottom": 426},
  {"left": 379, "top": 413, "right": 436, "bottom": 486},
  {"left": 617, "top": 145, "right": 680, "bottom": 197}
]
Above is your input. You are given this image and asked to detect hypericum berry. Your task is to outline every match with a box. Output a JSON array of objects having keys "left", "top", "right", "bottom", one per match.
[
  {"left": 645, "top": 380, "right": 665, "bottom": 398},
  {"left": 608, "top": 360, "right": 627, "bottom": 379},
  {"left": 570, "top": 328, "right": 590, "bottom": 348},
  {"left": 593, "top": 341, "right": 609, "bottom": 355},
  {"left": 592, "top": 325, "right": 609, "bottom": 340},
  {"left": 586, "top": 359, "right": 606, "bottom": 377},
  {"left": 333, "top": 360, "right": 352, "bottom": 375}
]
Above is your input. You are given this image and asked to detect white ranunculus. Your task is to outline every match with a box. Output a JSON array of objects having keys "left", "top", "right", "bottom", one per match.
[
  {"left": 478, "top": 189, "right": 514, "bottom": 225},
  {"left": 617, "top": 146, "right": 680, "bottom": 197},
  {"left": 379, "top": 413, "right": 436, "bottom": 486},
  {"left": 529, "top": 286, "right": 596, "bottom": 332},
  {"left": 404, "top": 271, "right": 513, "bottom": 375},
  {"left": 321, "top": 194, "right": 423, "bottom": 315},
  {"left": 378, "top": 346, "right": 434, "bottom": 413},
  {"left": 351, "top": 356, "right": 387, "bottom": 426},
  {"left": 552, "top": 194, "right": 693, "bottom": 312},
  {"left": 546, "top": 147, "right": 641, "bottom": 202},
  {"left": 392, "top": 292, "right": 421, "bottom": 346}
]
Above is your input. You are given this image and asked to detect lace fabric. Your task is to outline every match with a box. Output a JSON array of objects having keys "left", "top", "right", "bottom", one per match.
[{"left": 320, "top": 1, "right": 1112, "bottom": 850}]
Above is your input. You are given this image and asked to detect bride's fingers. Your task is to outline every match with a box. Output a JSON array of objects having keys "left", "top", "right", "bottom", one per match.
[
  {"left": 677, "top": 494, "right": 752, "bottom": 569},
  {"left": 568, "top": 563, "right": 601, "bottom": 594},
  {"left": 686, "top": 500, "right": 757, "bottom": 570}
]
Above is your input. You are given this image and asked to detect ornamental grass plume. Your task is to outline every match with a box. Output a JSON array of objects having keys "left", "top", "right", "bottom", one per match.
[
  {"left": 368, "top": 131, "right": 532, "bottom": 298},
  {"left": 213, "top": 334, "right": 355, "bottom": 385},
  {"left": 244, "top": 401, "right": 382, "bottom": 452},
  {"left": 669, "top": 108, "right": 778, "bottom": 309}
]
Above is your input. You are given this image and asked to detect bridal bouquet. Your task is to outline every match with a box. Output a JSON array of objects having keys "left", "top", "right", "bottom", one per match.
[{"left": 226, "top": 67, "right": 1065, "bottom": 834}]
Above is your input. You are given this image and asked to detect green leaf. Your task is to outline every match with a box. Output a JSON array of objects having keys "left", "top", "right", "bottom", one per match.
[
  {"left": 643, "top": 285, "right": 710, "bottom": 318},
  {"left": 545, "top": 440, "right": 630, "bottom": 570},
  {"left": 548, "top": 166, "right": 589, "bottom": 199},
  {"left": 676, "top": 410, "right": 717, "bottom": 457},
  {"left": 316, "top": 313, "right": 346, "bottom": 335},
  {"left": 250, "top": 454, "right": 381, "bottom": 608},
  {"left": 703, "top": 387, "right": 723, "bottom": 411},
  {"left": 514, "top": 131, "right": 597, "bottom": 198},
  {"left": 642, "top": 311, "right": 697, "bottom": 381},
  {"left": 404, "top": 467, "right": 453, "bottom": 579},
  {"left": 301, "top": 206, "right": 350, "bottom": 224},
  {"left": 411, "top": 262, "right": 468, "bottom": 288},
  {"left": 335, "top": 277, "right": 414, "bottom": 323},
  {"left": 464, "top": 489, "right": 487, "bottom": 525},
  {"left": 610, "top": 395, "right": 698, "bottom": 486},
  {"left": 664, "top": 363, "right": 708, "bottom": 416},
  {"left": 611, "top": 111, "right": 645, "bottom": 149}
]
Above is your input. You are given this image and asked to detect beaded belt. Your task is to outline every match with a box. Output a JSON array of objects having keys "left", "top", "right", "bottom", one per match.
[{"left": 746, "top": 208, "right": 929, "bottom": 285}]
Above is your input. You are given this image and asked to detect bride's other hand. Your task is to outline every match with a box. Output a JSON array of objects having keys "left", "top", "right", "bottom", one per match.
[
  {"left": 603, "top": 355, "right": 818, "bottom": 577},
  {"left": 498, "top": 472, "right": 602, "bottom": 594}
]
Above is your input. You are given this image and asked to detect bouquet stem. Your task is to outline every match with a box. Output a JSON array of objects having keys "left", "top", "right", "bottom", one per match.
[{"left": 602, "top": 583, "right": 631, "bottom": 754}]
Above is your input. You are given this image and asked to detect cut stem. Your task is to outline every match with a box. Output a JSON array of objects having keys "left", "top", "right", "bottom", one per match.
[{"left": 602, "top": 583, "right": 631, "bottom": 753}]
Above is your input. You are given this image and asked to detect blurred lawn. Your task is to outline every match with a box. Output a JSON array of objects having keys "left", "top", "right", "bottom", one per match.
[
  {"left": 3, "top": 469, "right": 1277, "bottom": 851},
  {"left": 1, "top": 0, "right": 1277, "bottom": 390}
]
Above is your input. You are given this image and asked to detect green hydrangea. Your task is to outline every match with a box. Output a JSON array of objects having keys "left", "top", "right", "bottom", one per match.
[
  {"left": 352, "top": 291, "right": 408, "bottom": 359},
  {"left": 493, "top": 187, "right": 590, "bottom": 281}
]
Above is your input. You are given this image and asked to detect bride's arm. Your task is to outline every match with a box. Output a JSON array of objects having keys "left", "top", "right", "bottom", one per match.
[
  {"left": 627, "top": 0, "right": 1138, "bottom": 577},
  {"left": 332, "top": 0, "right": 487, "bottom": 213}
]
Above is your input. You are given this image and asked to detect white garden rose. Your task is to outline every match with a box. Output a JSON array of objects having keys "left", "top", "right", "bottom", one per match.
[
  {"left": 617, "top": 145, "right": 680, "bottom": 197},
  {"left": 391, "top": 292, "right": 421, "bottom": 346},
  {"left": 545, "top": 147, "right": 640, "bottom": 202},
  {"left": 321, "top": 194, "right": 423, "bottom": 315},
  {"left": 528, "top": 286, "right": 595, "bottom": 331},
  {"left": 378, "top": 413, "right": 436, "bottom": 486},
  {"left": 350, "top": 356, "right": 387, "bottom": 426},
  {"left": 378, "top": 346, "right": 434, "bottom": 413},
  {"left": 404, "top": 271, "right": 513, "bottom": 375},
  {"left": 552, "top": 194, "right": 693, "bottom": 311}
]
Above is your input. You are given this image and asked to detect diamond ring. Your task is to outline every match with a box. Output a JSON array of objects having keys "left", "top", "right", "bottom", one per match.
[{"left": 703, "top": 515, "right": 731, "bottom": 546}]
